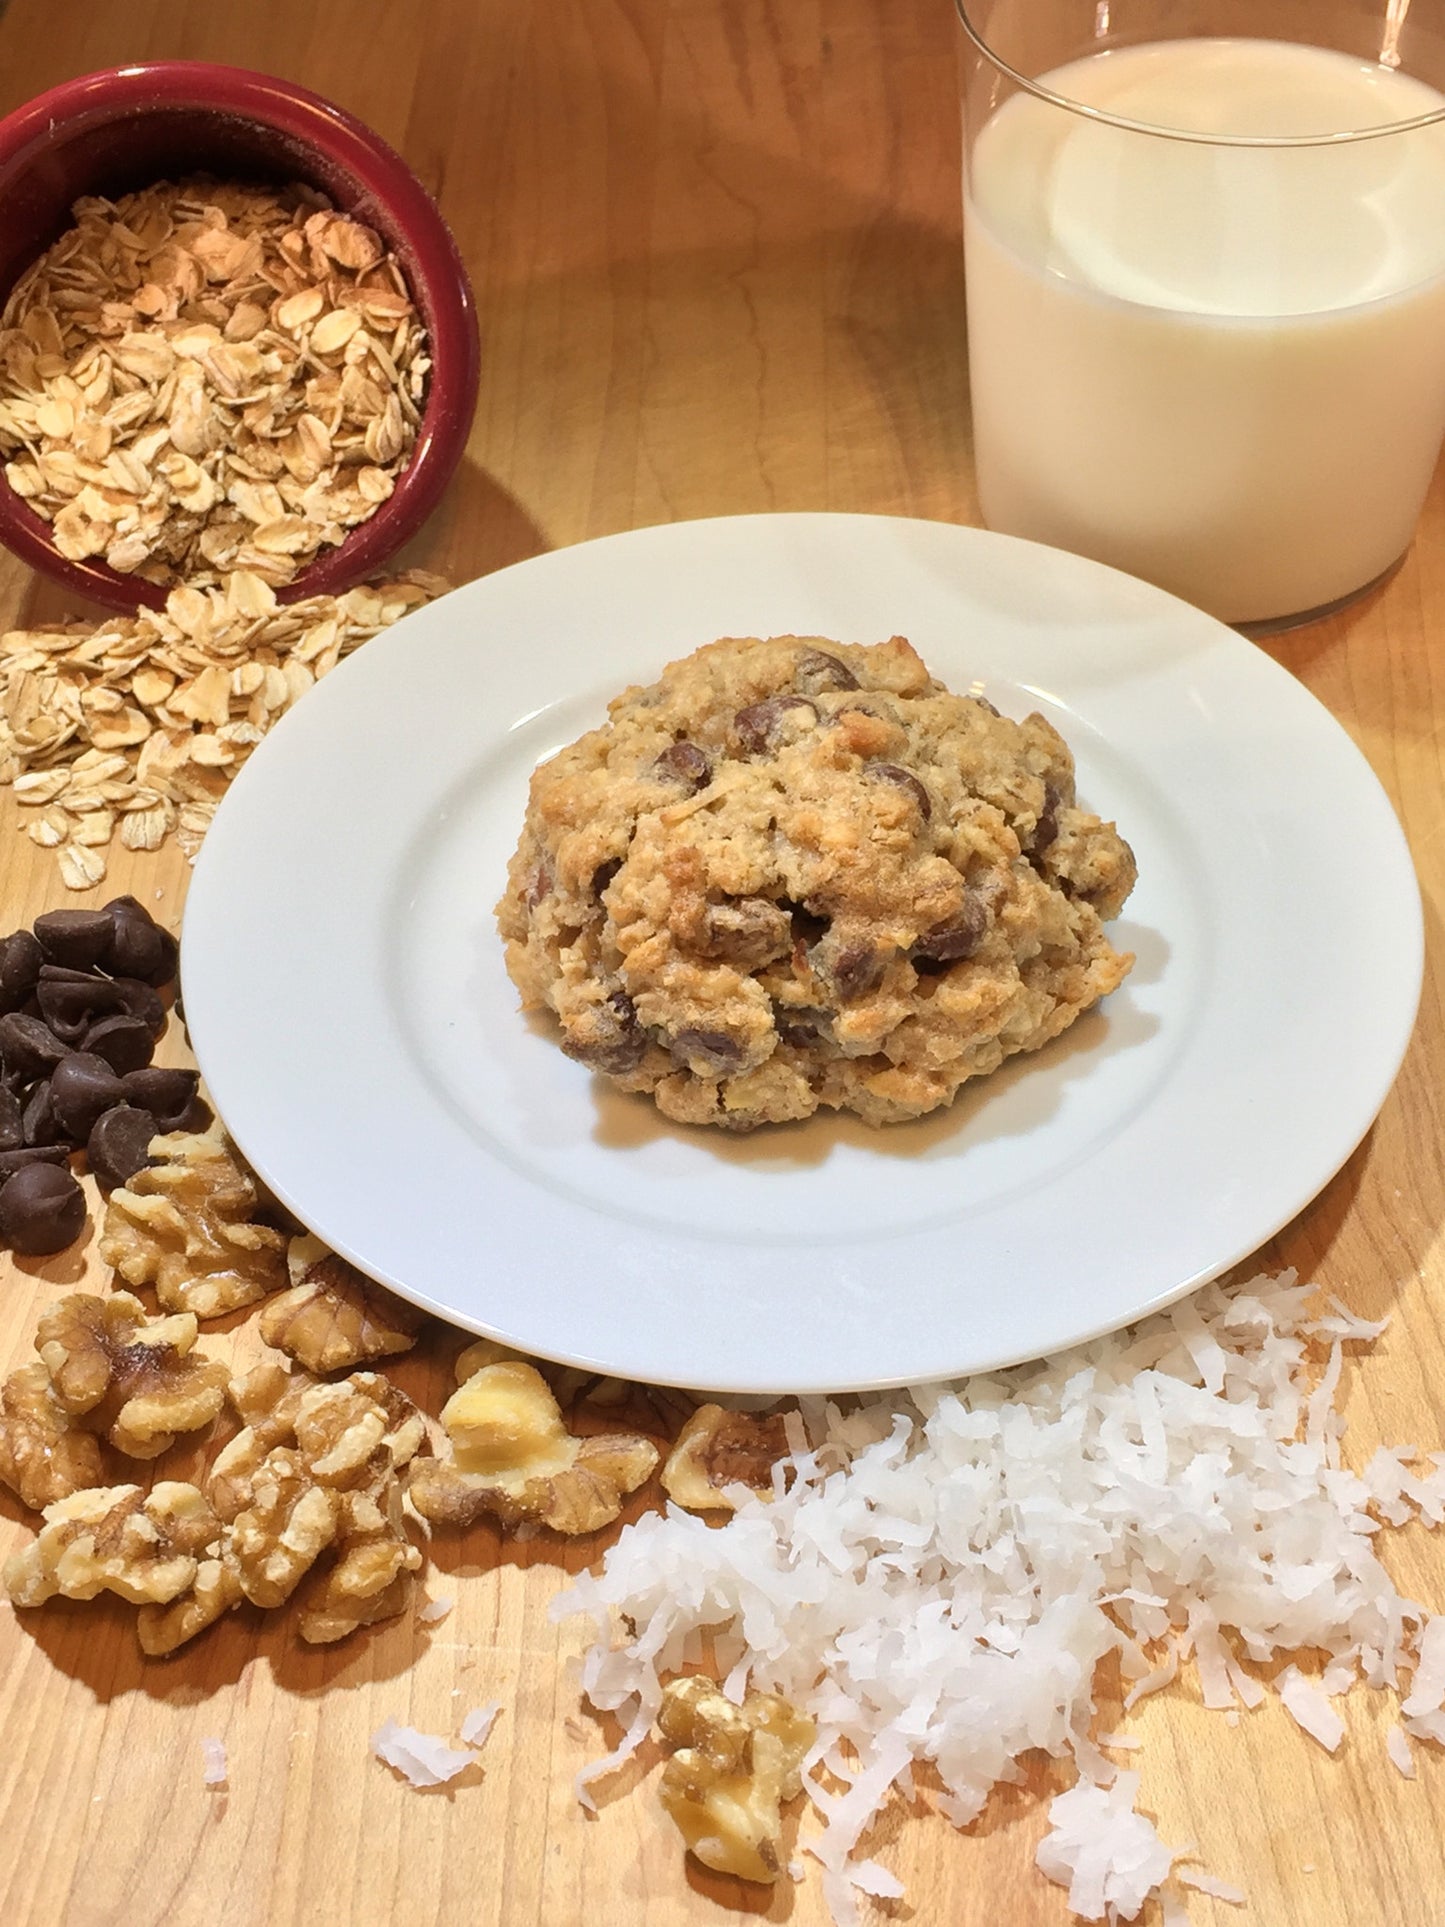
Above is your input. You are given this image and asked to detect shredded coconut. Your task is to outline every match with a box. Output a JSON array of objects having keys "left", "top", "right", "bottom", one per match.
[
  {"left": 1178, "top": 1868, "right": 1247, "bottom": 1904},
  {"left": 460, "top": 1702, "right": 502, "bottom": 1748},
  {"left": 556, "top": 1271, "right": 1444, "bottom": 1923},
  {"left": 1277, "top": 1668, "right": 1345, "bottom": 1752},
  {"left": 199, "top": 1736, "right": 227, "bottom": 1788},
  {"left": 416, "top": 1595, "right": 455, "bottom": 1625},
  {"left": 370, "top": 1717, "right": 472, "bottom": 1788},
  {"left": 1387, "top": 1726, "right": 1416, "bottom": 1778}
]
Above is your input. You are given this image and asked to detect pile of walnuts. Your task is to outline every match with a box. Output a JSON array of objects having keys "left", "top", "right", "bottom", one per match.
[{"left": 0, "top": 1118, "right": 810, "bottom": 1881}]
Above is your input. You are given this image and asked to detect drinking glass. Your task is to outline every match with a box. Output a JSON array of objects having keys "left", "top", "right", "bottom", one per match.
[{"left": 956, "top": 0, "right": 1445, "bottom": 626}]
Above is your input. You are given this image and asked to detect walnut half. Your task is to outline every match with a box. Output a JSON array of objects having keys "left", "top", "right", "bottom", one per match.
[
  {"left": 0, "top": 1363, "right": 108, "bottom": 1511},
  {"left": 260, "top": 1238, "right": 424, "bottom": 1373},
  {"left": 97, "top": 1125, "right": 288, "bottom": 1317},
  {"left": 35, "top": 1291, "right": 229, "bottom": 1458},
  {"left": 5, "top": 1482, "right": 222, "bottom": 1608},
  {"left": 408, "top": 1360, "right": 659, "bottom": 1535},
  {"left": 661, "top": 1405, "right": 791, "bottom": 1513},
  {"left": 657, "top": 1676, "right": 815, "bottom": 1883}
]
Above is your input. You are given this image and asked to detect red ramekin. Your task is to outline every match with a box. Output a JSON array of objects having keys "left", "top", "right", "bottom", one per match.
[{"left": 0, "top": 61, "right": 479, "bottom": 612}]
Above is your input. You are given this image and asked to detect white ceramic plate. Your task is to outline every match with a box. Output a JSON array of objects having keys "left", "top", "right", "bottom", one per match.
[{"left": 183, "top": 513, "right": 1421, "bottom": 1393}]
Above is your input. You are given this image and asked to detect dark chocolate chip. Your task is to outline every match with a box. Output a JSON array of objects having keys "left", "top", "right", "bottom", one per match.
[
  {"left": 868, "top": 763, "right": 932, "bottom": 820},
  {"left": 22, "top": 1081, "right": 59, "bottom": 1148},
  {"left": 0, "top": 1011, "right": 69, "bottom": 1080},
  {"left": 0, "top": 1161, "right": 86, "bottom": 1255},
  {"left": 670, "top": 1028, "right": 746, "bottom": 1075},
  {"left": 32, "top": 908, "right": 114, "bottom": 971},
  {"left": 694, "top": 898, "right": 792, "bottom": 970},
  {"left": 119, "top": 1066, "right": 200, "bottom": 1130},
  {"left": 87, "top": 1104, "right": 160, "bottom": 1191},
  {"left": 36, "top": 966, "right": 124, "bottom": 1041},
  {"left": 1030, "top": 782, "right": 1061, "bottom": 856},
  {"left": 103, "top": 896, "right": 178, "bottom": 986},
  {"left": 654, "top": 740, "right": 713, "bottom": 789},
  {"left": 734, "top": 694, "right": 819, "bottom": 754},
  {"left": 819, "top": 939, "right": 887, "bottom": 1002},
  {"left": 51, "top": 1052, "right": 128, "bottom": 1143},
  {"left": 82, "top": 1014, "right": 155, "bottom": 1076},
  {"left": 591, "top": 858, "right": 622, "bottom": 899},
  {"left": 561, "top": 989, "right": 647, "bottom": 1076},
  {"left": 794, "top": 648, "right": 859, "bottom": 693},
  {"left": 0, "top": 1083, "right": 20, "bottom": 1153},
  {"left": 913, "top": 893, "right": 989, "bottom": 964},
  {"left": 0, "top": 1144, "right": 70, "bottom": 1179},
  {"left": 110, "top": 977, "right": 167, "bottom": 1038},
  {"left": 0, "top": 930, "right": 43, "bottom": 1013}
]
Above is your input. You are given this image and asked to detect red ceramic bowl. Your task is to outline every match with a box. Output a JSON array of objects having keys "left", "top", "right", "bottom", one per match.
[{"left": 0, "top": 62, "right": 479, "bottom": 612}]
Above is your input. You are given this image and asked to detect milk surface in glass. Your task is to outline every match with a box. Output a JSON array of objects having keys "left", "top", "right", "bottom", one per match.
[{"left": 964, "top": 38, "right": 1445, "bottom": 622}]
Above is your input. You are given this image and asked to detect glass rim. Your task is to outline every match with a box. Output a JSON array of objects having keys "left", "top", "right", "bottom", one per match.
[{"left": 953, "top": 4, "right": 1445, "bottom": 146}]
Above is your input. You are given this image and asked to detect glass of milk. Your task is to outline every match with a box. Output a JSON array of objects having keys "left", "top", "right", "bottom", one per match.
[{"left": 957, "top": 1, "right": 1445, "bottom": 626}]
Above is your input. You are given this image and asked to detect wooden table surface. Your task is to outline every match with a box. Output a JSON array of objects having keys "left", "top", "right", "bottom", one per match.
[{"left": 2, "top": 2, "right": 1444, "bottom": 1923}]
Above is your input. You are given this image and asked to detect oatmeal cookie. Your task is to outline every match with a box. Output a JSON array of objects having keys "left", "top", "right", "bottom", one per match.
[{"left": 496, "top": 635, "right": 1136, "bottom": 1129}]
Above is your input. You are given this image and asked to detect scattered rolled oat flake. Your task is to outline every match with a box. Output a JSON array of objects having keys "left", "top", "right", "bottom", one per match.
[
  {"left": 370, "top": 1717, "right": 472, "bottom": 1789},
  {"left": 0, "top": 568, "right": 445, "bottom": 888},
  {"left": 0, "top": 178, "right": 430, "bottom": 591},
  {"left": 558, "top": 1271, "right": 1445, "bottom": 1926},
  {"left": 415, "top": 1594, "right": 454, "bottom": 1625},
  {"left": 459, "top": 1701, "right": 502, "bottom": 1748},
  {"left": 200, "top": 1736, "right": 228, "bottom": 1787}
]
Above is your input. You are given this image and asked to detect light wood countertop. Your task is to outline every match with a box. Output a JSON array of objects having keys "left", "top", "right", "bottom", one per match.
[{"left": 1, "top": 3, "right": 1443, "bottom": 1922}]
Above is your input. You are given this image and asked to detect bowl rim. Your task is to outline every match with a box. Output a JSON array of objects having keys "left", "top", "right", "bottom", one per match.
[{"left": 0, "top": 59, "right": 479, "bottom": 612}]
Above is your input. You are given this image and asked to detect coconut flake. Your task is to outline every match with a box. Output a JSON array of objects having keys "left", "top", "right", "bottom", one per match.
[
  {"left": 1402, "top": 1613, "right": 1445, "bottom": 1717},
  {"left": 558, "top": 1270, "right": 1441, "bottom": 1922},
  {"left": 370, "top": 1718, "right": 472, "bottom": 1788},
  {"left": 460, "top": 1701, "right": 502, "bottom": 1748},
  {"left": 1035, "top": 1774, "right": 1178, "bottom": 1921},
  {"left": 416, "top": 1595, "right": 454, "bottom": 1625},
  {"left": 1179, "top": 1868, "right": 1247, "bottom": 1903},
  {"left": 200, "top": 1737, "right": 227, "bottom": 1788},
  {"left": 1387, "top": 1726, "right": 1416, "bottom": 1777},
  {"left": 1277, "top": 1669, "right": 1345, "bottom": 1752}
]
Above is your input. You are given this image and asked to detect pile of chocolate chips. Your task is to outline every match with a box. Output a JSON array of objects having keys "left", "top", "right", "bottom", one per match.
[{"left": 0, "top": 897, "right": 205, "bottom": 1257}]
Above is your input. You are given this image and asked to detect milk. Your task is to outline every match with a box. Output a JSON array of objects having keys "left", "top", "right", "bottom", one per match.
[{"left": 964, "top": 39, "right": 1445, "bottom": 622}]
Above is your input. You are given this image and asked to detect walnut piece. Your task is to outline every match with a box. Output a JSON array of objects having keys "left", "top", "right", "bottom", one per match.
[
  {"left": 208, "top": 1370, "right": 424, "bottom": 1616},
  {"left": 34, "top": 1290, "right": 228, "bottom": 1457},
  {"left": 137, "top": 1546, "right": 244, "bottom": 1657},
  {"left": 656, "top": 1676, "right": 816, "bottom": 1883},
  {"left": 661, "top": 1405, "right": 791, "bottom": 1513},
  {"left": 230, "top": 1447, "right": 342, "bottom": 1608},
  {"left": 452, "top": 1336, "right": 630, "bottom": 1410},
  {"left": 5, "top": 1481, "right": 221, "bottom": 1607},
  {"left": 207, "top": 1361, "right": 322, "bottom": 1521},
  {"left": 260, "top": 1238, "right": 424, "bottom": 1372},
  {"left": 0, "top": 1363, "right": 107, "bottom": 1510},
  {"left": 408, "top": 1360, "right": 659, "bottom": 1534},
  {"left": 97, "top": 1125, "right": 288, "bottom": 1316},
  {"left": 295, "top": 1480, "right": 421, "bottom": 1644}
]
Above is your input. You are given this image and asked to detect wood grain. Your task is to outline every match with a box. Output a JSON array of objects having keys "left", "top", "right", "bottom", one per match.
[{"left": 1, "top": 2, "right": 1443, "bottom": 1923}]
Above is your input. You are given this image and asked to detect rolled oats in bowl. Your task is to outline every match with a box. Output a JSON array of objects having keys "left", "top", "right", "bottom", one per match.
[{"left": 0, "top": 177, "right": 429, "bottom": 592}]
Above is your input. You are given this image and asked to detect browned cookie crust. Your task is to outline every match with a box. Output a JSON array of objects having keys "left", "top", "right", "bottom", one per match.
[{"left": 496, "top": 635, "right": 1137, "bottom": 1130}]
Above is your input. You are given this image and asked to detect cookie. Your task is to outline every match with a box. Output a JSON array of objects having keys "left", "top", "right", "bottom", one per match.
[{"left": 496, "top": 634, "right": 1136, "bottom": 1130}]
